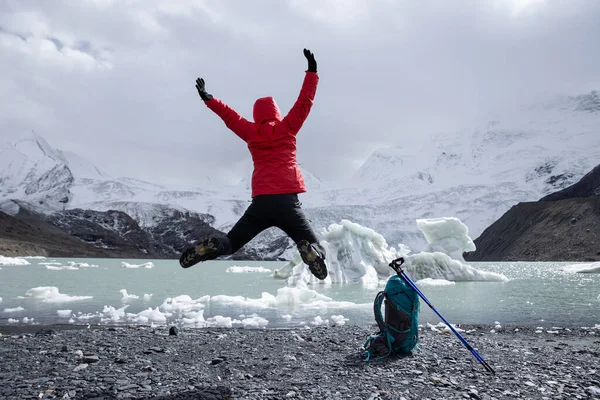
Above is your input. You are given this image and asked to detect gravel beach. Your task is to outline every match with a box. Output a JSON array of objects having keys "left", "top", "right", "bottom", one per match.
[{"left": 0, "top": 323, "right": 599, "bottom": 399}]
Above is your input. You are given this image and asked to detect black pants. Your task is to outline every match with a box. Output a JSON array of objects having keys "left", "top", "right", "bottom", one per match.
[{"left": 220, "top": 193, "right": 323, "bottom": 256}]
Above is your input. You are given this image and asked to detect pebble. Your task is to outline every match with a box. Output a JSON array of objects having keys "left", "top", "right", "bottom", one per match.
[{"left": 0, "top": 324, "right": 597, "bottom": 399}]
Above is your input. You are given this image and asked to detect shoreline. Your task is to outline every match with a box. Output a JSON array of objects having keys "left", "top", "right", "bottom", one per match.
[{"left": 1, "top": 323, "right": 599, "bottom": 399}]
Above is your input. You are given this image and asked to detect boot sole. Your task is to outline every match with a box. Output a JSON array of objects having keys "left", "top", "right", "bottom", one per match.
[
  {"left": 298, "top": 240, "right": 328, "bottom": 280},
  {"left": 179, "top": 240, "right": 219, "bottom": 268}
]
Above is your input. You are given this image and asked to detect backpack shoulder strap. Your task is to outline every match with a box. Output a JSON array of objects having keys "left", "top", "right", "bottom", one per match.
[{"left": 373, "top": 291, "right": 386, "bottom": 332}]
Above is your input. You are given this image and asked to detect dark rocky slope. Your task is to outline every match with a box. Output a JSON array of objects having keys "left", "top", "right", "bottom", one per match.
[
  {"left": 465, "top": 164, "right": 600, "bottom": 261},
  {"left": 540, "top": 164, "right": 600, "bottom": 201},
  {"left": 0, "top": 201, "right": 289, "bottom": 260},
  {"left": 0, "top": 209, "right": 145, "bottom": 258}
]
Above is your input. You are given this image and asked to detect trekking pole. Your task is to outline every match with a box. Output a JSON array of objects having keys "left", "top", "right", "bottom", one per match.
[{"left": 389, "top": 257, "right": 496, "bottom": 374}]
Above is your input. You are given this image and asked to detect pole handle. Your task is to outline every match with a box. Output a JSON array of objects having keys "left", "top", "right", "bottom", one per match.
[{"left": 389, "top": 257, "right": 405, "bottom": 275}]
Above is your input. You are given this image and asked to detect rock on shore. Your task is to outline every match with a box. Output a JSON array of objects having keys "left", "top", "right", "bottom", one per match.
[{"left": 0, "top": 324, "right": 599, "bottom": 399}]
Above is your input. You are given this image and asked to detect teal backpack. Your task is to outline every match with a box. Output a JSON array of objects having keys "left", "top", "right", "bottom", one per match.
[{"left": 363, "top": 259, "right": 420, "bottom": 361}]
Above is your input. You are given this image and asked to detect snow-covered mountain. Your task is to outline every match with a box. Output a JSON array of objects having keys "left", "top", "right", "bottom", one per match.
[{"left": 1, "top": 90, "right": 599, "bottom": 258}]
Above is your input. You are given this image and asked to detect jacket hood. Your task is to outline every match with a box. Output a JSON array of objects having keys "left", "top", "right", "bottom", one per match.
[{"left": 253, "top": 97, "right": 282, "bottom": 124}]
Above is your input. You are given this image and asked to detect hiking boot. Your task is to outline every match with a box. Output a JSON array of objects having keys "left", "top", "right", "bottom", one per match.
[
  {"left": 179, "top": 237, "right": 224, "bottom": 268},
  {"left": 298, "top": 240, "right": 328, "bottom": 280}
]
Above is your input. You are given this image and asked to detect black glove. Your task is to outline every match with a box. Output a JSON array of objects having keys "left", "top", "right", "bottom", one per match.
[
  {"left": 303, "top": 48, "right": 317, "bottom": 73},
  {"left": 195, "top": 78, "right": 213, "bottom": 101}
]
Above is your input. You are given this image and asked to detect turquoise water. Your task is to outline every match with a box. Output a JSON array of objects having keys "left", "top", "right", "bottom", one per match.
[{"left": 0, "top": 258, "right": 599, "bottom": 328}]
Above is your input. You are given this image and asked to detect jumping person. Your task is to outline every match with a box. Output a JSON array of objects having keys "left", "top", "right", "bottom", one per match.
[{"left": 179, "top": 48, "right": 327, "bottom": 280}]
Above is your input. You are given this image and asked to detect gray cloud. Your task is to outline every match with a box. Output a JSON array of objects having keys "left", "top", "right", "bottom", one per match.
[{"left": 1, "top": 0, "right": 599, "bottom": 186}]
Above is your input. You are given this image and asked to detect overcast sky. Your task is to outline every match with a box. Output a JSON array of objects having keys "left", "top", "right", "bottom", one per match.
[{"left": 1, "top": 0, "right": 599, "bottom": 186}]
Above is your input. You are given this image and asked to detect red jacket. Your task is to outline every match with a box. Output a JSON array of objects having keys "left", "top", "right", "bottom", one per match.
[{"left": 206, "top": 72, "right": 319, "bottom": 197}]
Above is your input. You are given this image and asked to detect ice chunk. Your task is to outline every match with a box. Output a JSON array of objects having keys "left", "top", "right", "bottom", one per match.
[
  {"left": 25, "top": 287, "right": 93, "bottom": 303},
  {"left": 128, "top": 307, "right": 167, "bottom": 324},
  {"left": 416, "top": 278, "right": 456, "bottom": 287},
  {"left": 416, "top": 217, "right": 475, "bottom": 262},
  {"left": 323, "top": 219, "right": 401, "bottom": 281},
  {"left": 403, "top": 252, "right": 508, "bottom": 281},
  {"left": 0, "top": 256, "right": 30, "bottom": 266},
  {"left": 121, "top": 261, "right": 154, "bottom": 269},
  {"left": 237, "top": 316, "right": 269, "bottom": 328},
  {"left": 331, "top": 315, "right": 349, "bottom": 326},
  {"left": 120, "top": 289, "right": 140, "bottom": 302},
  {"left": 562, "top": 262, "right": 600, "bottom": 273},
  {"left": 4, "top": 306, "right": 25, "bottom": 313},
  {"left": 57, "top": 310, "right": 72, "bottom": 318},
  {"left": 226, "top": 266, "right": 272, "bottom": 273},
  {"left": 277, "top": 217, "right": 506, "bottom": 286},
  {"left": 311, "top": 316, "right": 328, "bottom": 326},
  {"left": 46, "top": 264, "right": 79, "bottom": 270},
  {"left": 101, "top": 305, "right": 128, "bottom": 322}
]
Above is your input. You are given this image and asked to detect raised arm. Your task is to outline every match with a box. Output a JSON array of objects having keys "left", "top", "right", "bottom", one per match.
[
  {"left": 195, "top": 78, "right": 253, "bottom": 142},
  {"left": 281, "top": 49, "right": 319, "bottom": 134}
]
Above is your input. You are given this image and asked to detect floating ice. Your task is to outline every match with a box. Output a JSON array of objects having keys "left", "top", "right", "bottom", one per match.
[
  {"left": 331, "top": 315, "right": 349, "bottom": 326},
  {"left": 25, "top": 287, "right": 93, "bottom": 303},
  {"left": 143, "top": 293, "right": 153, "bottom": 301},
  {"left": 160, "top": 295, "right": 208, "bottom": 315},
  {"left": 322, "top": 220, "right": 401, "bottom": 281},
  {"left": 0, "top": 256, "right": 30, "bottom": 266},
  {"left": 403, "top": 252, "right": 508, "bottom": 281},
  {"left": 4, "top": 306, "right": 25, "bottom": 313},
  {"left": 275, "top": 219, "right": 402, "bottom": 286},
  {"left": 128, "top": 307, "right": 167, "bottom": 324},
  {"left": 101, "top": 305, "right": 128, "bottom": 322},
  {"left": 39, "top": 262, "right": 63, "bottom": 266},
  {"left": 416, "top": 278, "right": 456, "bottom": 287},
  {"left": 46, "top": 264, "right": 79, "bottom": 271},
  {"left": 416, "top": 217, "right": 475, "bottom": 262},
  {"left": 312, "top": 316, "right": 328, "bottom": 326},
  {"left": 7, "top": 318, "right": 18, "bottom": 323},
  {"left": 66, "top": 287, "right": 363, "bottom": 328},
  {"left": 402, "top": 218, "right": 507, "bottom": 282},
  {"left": 121, "top": 261, "right": 154, "bottom": 269},
  {"left": 238, "top": 315, "right": 269, "bottom": 328},
  {"left": 226, "top": 266, "right": 272, "bottom": 273},
  {"left": 210, "top": 286, "right": 364, "bottom": 310},
  {"left": 562, "top": 262, "right": 600, "bottom": 273},
  {"left": 120, "top": 289, "right": 140, "bottom": 302},
  {"left": 276, "top": 217, "right": 506, "bottom": 286},
  {"left": 68, "top": 261, "right": 98, "bottom": 268},
  {"left": 57, "top": 310, "right": 72, "bottom": 318},
  {"left": 0, "top": 297, "right": 2, "bottom": 303}
]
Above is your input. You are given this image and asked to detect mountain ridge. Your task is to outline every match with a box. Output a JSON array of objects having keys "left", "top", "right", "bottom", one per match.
[{"left": 1, "top": 90, "right": 599, "bottom": 259}]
